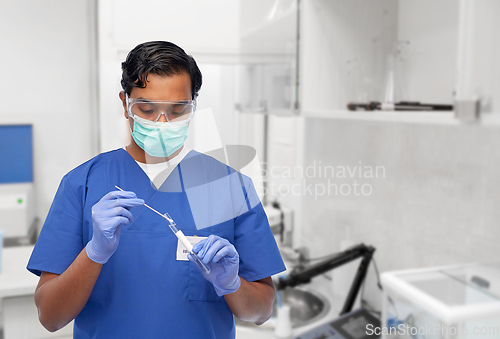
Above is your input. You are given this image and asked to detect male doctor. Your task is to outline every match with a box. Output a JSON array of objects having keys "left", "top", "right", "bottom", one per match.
[{"left": 28, "top": 41, "right": 285, "bottom": 338}]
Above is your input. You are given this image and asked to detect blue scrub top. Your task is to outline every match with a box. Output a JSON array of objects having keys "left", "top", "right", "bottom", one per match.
[{"left": 27, "top": 149, "right": 285, "bottom": 339}]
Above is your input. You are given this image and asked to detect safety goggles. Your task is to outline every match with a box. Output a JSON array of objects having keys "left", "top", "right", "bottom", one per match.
[{"left": 126, "top": 95, "right": 196, "bottom": 123}]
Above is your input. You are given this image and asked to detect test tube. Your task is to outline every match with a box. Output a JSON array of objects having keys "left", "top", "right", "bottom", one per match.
[{"left": 164, "top": 213, "right": 211, "bottom": 275}]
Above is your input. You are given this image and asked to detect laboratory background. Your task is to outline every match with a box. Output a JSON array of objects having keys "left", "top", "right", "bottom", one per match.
[{"left": 1, "top": 0, "right": 500, "bottom": 338}]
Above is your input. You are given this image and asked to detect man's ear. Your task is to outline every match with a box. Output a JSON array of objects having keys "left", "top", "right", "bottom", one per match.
[{"left": 119, "top": 91, "right": 128, "bottom": 119}]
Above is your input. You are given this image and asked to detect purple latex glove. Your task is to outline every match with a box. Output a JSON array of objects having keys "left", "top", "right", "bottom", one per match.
[
  {"left": 189, "top": 235, "right": 241, "bottom": 296},
  {"left": 86, "top": 191, "right": 144, "bottom": 264}
]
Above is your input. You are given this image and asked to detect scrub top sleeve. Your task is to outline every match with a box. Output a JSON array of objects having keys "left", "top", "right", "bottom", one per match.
[
  {"left": 234, "top": 178, "right": 285, "bottom": 282},
  {"left": 27, "top": 175, "right": 84, "bottom": 276}
]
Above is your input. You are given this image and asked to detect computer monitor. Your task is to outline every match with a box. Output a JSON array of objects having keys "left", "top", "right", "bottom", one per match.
[
  {"left": 0, "top": 124, "right": 33, "bottom": 183},
  {"left": 0, "top": 124, "right": 36, "bottom": 243}
]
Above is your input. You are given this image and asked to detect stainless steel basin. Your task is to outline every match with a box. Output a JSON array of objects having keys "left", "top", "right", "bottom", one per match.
[{"left": 235, "top": 287, "right": 330, "bottom": 330}]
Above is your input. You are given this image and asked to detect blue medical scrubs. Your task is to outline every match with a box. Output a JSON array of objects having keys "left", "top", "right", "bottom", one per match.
[{"left": 27, "top": 149, "right": 285, "bottom": 339}]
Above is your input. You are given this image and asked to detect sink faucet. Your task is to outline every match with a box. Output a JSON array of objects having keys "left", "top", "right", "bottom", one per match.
[{"left": 276, "top": 243, "right": 376, "bottom": 316}]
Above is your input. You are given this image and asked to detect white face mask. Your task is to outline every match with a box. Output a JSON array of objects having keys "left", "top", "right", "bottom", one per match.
[{"left": 131, "top": 115, "right": 188, "bottom": 158}]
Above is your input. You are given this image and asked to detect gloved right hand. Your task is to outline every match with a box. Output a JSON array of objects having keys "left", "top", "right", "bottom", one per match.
[{"left": 86, "top": 191, "right": 144, "bottom": 264}]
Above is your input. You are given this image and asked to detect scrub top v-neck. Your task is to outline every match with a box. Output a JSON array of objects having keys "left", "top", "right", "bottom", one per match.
[{"left": 27, "top": 148, "right": 285, "bottom": 339}]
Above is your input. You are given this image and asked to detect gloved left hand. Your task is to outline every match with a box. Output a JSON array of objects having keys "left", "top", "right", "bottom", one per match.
[{"left": 189, "top": 235, "right": 241, "bottom": 296}]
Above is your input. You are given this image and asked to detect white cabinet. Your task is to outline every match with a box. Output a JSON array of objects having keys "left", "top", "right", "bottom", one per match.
[
  {"left": 237, "top": 0, "right": 298, "bottom": 115},
  {"left": 239, "top": 0, "right": 500, "bottom": 122},
  {"left": 301, "top": 0, "right": 400, "bottom": 113},
  {"left": 236, "top": 63, "right": 295, "bottom": 113},
  {"left": 239, "top": 0, "right": 297, "bottom": 58},
  {"left": 299, "top": 0, "right": 500, "bottom": 122}
]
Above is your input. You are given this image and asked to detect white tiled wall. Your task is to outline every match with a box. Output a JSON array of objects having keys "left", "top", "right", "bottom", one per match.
[{"left": 286, "top": 117, "right": 500, "bottom": 309}]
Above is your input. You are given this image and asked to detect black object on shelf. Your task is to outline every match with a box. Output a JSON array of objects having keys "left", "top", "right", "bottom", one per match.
[
  {"left": 276, "top": 243, "right": 376, "bottom": 315},
  {"left": 347, "top": 101, "right": 453, "bottom": 111}
]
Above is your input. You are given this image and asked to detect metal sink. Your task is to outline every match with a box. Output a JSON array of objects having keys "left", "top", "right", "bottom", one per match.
[{"left": 235, "top": 287, "right": 330, "bottom": 330}]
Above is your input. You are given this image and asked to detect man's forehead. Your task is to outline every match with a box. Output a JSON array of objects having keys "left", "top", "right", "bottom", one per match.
[{"left": 130, "top": 73, "right": 192, "bottom": 100}]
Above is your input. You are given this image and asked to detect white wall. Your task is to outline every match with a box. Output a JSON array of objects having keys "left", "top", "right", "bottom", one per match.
[
  {"left": 193, "top": 64, "right": 239, "bottom": 147},
  {"left": 0, "top": 0, "right": 97, "bottom": 227}
]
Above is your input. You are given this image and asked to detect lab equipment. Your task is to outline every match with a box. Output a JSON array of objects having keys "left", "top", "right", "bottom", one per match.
[
  {"left": 0, "top": 183, "right": 36, "bottom": 243},
  {"left": 0, "top": 125, "right": 33, "bottom": 184},
  {"left": 114, "top": 185, "right": 210, "bottom": 274},
  {"left": 192, "top": 235, "right": 240, "bottom": 296},
  {"left": 277, "top": 243, "right": 375, "bottom": 315},
  {"left": 347, "top": 101, "right": 453, "bottom": 111},
  {"left": 381, "top": 263, "right": 500, "bottom": 339},
  {"left": 163, "top": 212, "right": 211, "bottom": 275},
  {"left": 277, "top": 289, "right": 283, "bottom": 308},
  {"left": 0, "top": 124, "right": 37, "bottom": 244},
  {"left": 264, "top": 202, "right": 293, "bottom": 247},
  {"left": 275, "top": 304, "right": 293, "bottom": 338},
  {"left": 126, "top": 94, "right": 196, "bottom": 122},
  {"left": 86, "top": 190, "right": 144, "bottom": 264}
]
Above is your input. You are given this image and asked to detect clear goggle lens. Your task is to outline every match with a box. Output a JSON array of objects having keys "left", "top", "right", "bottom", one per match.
[{"left": 127, "top": 96, "right": 196, "bottom": 123}]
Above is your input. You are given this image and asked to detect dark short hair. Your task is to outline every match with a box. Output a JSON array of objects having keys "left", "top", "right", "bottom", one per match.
[{"left": 121, "top": 41, "right": 202, "bottom": 99}]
